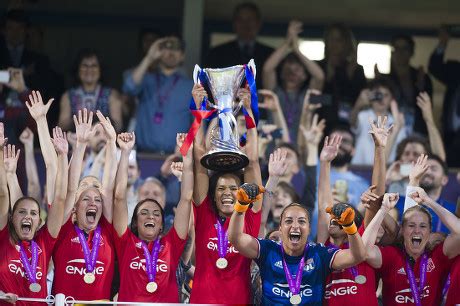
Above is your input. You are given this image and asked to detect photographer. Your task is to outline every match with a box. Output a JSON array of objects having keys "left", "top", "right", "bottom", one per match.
[
  {"left": 350, "top": 77, "right": 407, "bottom": 165},
  {"left": 123, "top": 35, "right": 192, "bottom": 153}
]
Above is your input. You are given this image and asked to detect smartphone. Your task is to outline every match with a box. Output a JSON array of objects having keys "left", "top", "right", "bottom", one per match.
[
  {"left": 310, "top": 94, "right": 333, "bottom": 106},
  {"left": 334, "top": 180, "right": 348, "bottom": 203},
  {"left": 400, "top": 163, "right": 412, "bottom": 177},
  {"left": 0, "top": 70, "right": 10, "bottom": 84}
]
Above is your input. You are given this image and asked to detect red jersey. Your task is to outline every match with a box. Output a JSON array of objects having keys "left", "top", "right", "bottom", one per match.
[
  {"left": 114, "top": 226, "right": 186, "bottom": 302},
  {"left": 51, "top": 216, "right": 115, "bottom": 300},
  {"left": 323, "top": 225, "right": 378, "bottom": 306},
  {"left": 190, "top": 196, "right": 261, "bottom": 304},
  {"left": 445, "top": 256, "right": 460, "bottom": 306},
  {"left": 0, "top": 225, "right": 56, "bottom": 306},
  {"left": 378, "top": 242, "right": 452, "bottom": 306}
]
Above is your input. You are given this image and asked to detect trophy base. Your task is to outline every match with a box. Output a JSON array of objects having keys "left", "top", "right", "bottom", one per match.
[{"left": 201, "top": 151, "right": 249, "bottom": 172}]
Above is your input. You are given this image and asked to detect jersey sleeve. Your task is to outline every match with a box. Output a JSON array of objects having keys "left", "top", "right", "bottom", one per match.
[
  {"left": 244, "top": 207, "right": 262, "bottom": 238},
  {"left": 37, "top": 225, "right": 58, "bottom": 256},
  {"left": 256, "top": 238, "right": 276, "bottom": 265},
  {"left": 376, "top": 245, "right": 396, "bottom": 275},
  {"left": 113, "top": 227, "right": 132, "bottom": 259},
  {"left": 163, "top": 225, "right": 187, "bottom": 266},
  {"left": 315, "top": 243, "right": 339, "bottom": 272}
]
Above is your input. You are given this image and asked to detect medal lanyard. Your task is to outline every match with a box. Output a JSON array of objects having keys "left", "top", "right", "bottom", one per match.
[
  {"left": 216, "top": 219, "right": 228, "bottom": 259},
  {"left": 280, "top": 243, "right": 309, "bottom": 297},
  {"left": 155, "top": 74, "right": 180, "bottom": 109},
  {"left": 18, "top": 240, "right": 39, "bottom": 285},
  {"left": 142, "top": 239, "right": 161, "bottom": 283},
  {"left": 74, "top": 225, "right": 102, "bottom": 274},
  {"left": 282, "top": 89, "right": 301, "bottom": 127},
  {"left": 405, "top": 253, "right": 428, "bottom": 306}
]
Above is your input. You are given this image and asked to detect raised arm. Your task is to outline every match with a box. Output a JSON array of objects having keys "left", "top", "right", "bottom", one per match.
[
  {"left": 130, "top": 37, "right": 168, "bottom": 85},
  {"left": 25, "top": 90, "right": 58, "bottom": 204},
  {"left": 0, "top": 123, "right": 9, "bottom": 230},
  {"left": 364, "top": 116, "right": 391, "bottom": 226},
  {"left": 113, "top": 132, "right": 135, "bottom": 236},
  {"left": 228, "top": 184, "right": 264, "bottom": 259},
  {"left": 260, "top": 149, "right": 288, "bottom": 237},
  {"left": 47, "top": 127, "right": 69, "bottom": 238},
  {"left": 409, "top": 187, "right": 460, "bottom": 259},
  {"left": 416, "top": 92, "right": 446, "bottom": 161},
  {"left": 4, "top": 144, "right": 22, "bottom": 207},
  {"left": 57, "top": 92, "right": 73, "bottom": 131},
  {"left": 63, "top": 109, "right": 94, "bottom": 222},
  {"left": 238, "top": 88, "right": 263, "bottom": 213},
  {"left": 96, "top": 111, "right": 117, "bottom": 223},
  {"left": 317, "top": 135, "right": 342, "bottom": 244},
  {"left": 173, "top": 133, "right": 193, "bottom": 239},
  {"left": 258, "top": 90, "right": 290, "bottom": 143},
  {"left": 385, "top": 100, "right": 405, "bottom": 161},
  {"left": 19, "top": 128, "right": 41, "bottom": 201},
  {"left": 191, "top": 84, "right": 209, "bottom": 206},
  {"left": 326, "top": 203, "right": 366, "bottom": 269}
]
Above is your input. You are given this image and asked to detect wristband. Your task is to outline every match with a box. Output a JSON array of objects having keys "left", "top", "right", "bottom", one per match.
[
  {"left": 342, "top": 222, "right": 358, "bottom": 235},
  {"left": 234, "top": 201, "right": 250, "bottom": 213}
]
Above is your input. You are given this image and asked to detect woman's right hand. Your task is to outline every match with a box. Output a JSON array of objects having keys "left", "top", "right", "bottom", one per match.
[{"left": 191, "top": 84, "right": 207, "bottom": 108}]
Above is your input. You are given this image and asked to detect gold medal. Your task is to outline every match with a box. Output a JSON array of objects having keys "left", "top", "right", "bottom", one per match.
[
  {"left": 290, "top": 294, "right": 301, "bottom": 305},
  {"left": 29, "top": 283, "right": 41, "bottom": 293},
  {"left": 146, "top": 281, "right": 158, "bottom": 293},
  {"left": 84, "top": 272, "right": 96, "bottom": 284},
  {"left": 354, "top": 275, "right": 367, "bottom": 284},
  {"left": 216, "top": 257, "right": 228, "bottom": 269}
]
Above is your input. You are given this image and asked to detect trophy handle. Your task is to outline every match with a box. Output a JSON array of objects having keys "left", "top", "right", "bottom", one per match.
[
  {"left": 193, "top": 64, "right": 201, "bottom": 84},
  {"left": 248, "top": 59, "right": 256, "bottom": 79}
]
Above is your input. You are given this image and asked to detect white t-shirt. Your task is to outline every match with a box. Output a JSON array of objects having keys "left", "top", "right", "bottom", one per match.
[{"left": 351, "top": 108, "right": 407, "bottom": 165}]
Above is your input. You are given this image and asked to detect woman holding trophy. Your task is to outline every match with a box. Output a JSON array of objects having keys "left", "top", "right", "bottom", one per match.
[{"left": 187, "top": 60, "right": 263, "bottom": 304}]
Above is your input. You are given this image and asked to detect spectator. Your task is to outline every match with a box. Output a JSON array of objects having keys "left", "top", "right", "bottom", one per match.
[
  {"left": 385, "top": 34, "right": 433, "bottom": 135},
  {"left": 204, "top": 2, "right": 273, "bottom": 88},
  {"left": 58, "top": 49, "right": 123, "bottom": 132},
  {"left": 317, "top": 23, "right": 366, "bottom": 127},
  {"left": 0, "top": 10, "right": 62, "bottom": 142},
  {"left": 262, "top": 21, "right": 324, "bottom": 141},
  {"left": 428, "top": 27, "right": 460, "bottom": 167},
  {"left": 350, "top": 77, "right": 407, "bottom": 165},
  {"left": 123, "top": 36, "right": 192, "bottom": 153}
]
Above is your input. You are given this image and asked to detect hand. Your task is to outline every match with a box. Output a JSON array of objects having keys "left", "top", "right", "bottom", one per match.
[
  {"left": 438, "top": 26, "right": 450, "bottom": 48},
  {"left": 409, "top": 187, "right": 430, "bottom": 206},
  {"left": 302, "top": 89, "right": 322, "bottom": 113},
  {"left": 191, "top": 84, "right": 208, "bottom": 108},
  {"left": 369, "top": 115, "right": 393, "bottom": 148},
  {"left": 320, "top": 134, "right": 342, "bottom": 162},
  {"left": 3, "top": 144, "right": 20, "bottom": 174},
  {"left": 19, "top": 127, "right": 34, "bottom": 147},
  {"left": 25, "top": 90, "right": 54, "bottom": 120},
  {"left": 73, "top": 108, "right": 94, "bottom": 144},
  {"left": 386, "top": 160, "right": 404, "bottom": 182},
  {"left": 374, "top": 64, "right": 381, "bottom": 78},
  {"left": 170, "top": 161, "right": 183, "bottom": 181},
  {"left": 286, "top": 20, "right": 302, "bottom": 49},
  {"left": 117, "top": 132, "right": 135, "bottom": 151},
  {"left": 416, "top": 92, "right": 434, "bottom": 123},
  {"left": 51, "top": 126, "right": 69, "bottom": 155},
  {"left": 409, "top": 154, "right": 428, "bottom": 185},
  {"left": 0, "top": 292, "right": 18, "bottom": 304},
  {"left": 258, "top": 89, "right": 280, "bottom": 112},
  {"left": 390, "top": 100, "right": 405, "bottom": 128},
  {"left": 96, "top": 111, "right": 116, "bottom": 142},
  {"left": 146, "top": 37, "right": 169, "bottom": 63},
  {"left": 360, "top": 185, "right": 382, "bottom": 212},
  {"left": 300, "top": 114, "right": 326, "bottom": 146},
  {"left": 326, "top": 202, "right": 355, "bottom": 226},
  {"left": 355, "top": 89, "right": 371, "bottom": 109},
  {"left": 0, "top": 122, "right": 8, "bottom": 149},
  {"left": 237, "top": 87, "right": 251, "bottom": 110},
  {"left": 160, "top": 153, "right": 180, "bottom": 178},
  {"left": 176, "top": 132, "right": 187, "bottom": 149},
  {"left": 5, "top": 68, "right": 26, "bottom": 92},
  {"left": 268, "top": 148, "right": 288, "bottom": 178},
  {"left": 382, "top": 193, "right": 399, "bottom": 211},
  {"left": 237, "top": 183, "right": 265, "bottom": 205}
]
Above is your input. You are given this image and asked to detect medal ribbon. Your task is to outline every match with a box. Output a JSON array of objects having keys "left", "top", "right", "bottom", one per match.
[
  {"left": 405, "top": 253, "right": 428, "bottom": 306},
  {"left": 18, "top": 240, "right": 38, "bottom": 285},
  {"left": 239, "top": 65, "right": 259, "bottom": 146},
  {"left": 216, "top": 219, "right": 228, "bottom": 259},
  {"left": 74, "top": 225, "right": 102, "bottom": 273},
  {"left": 280, "top": 243, "right": 309, "bottom": 297},
  {"left": 442, "top": 273, "right": 451, "bottom": 296},
  {"left": 142, "top": 239, "right": 161, "bottom": 282},
  {"left": 155, "top": 74, "right": 180, "bottom": 109}
]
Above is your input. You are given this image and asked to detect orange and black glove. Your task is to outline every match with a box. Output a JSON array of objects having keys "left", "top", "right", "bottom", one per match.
[
  {"left": 326, "top": 203, "right": 357, "bottom": 235},
  {"left": 234, "top": 183, "right": 265, "bottom": 213}
]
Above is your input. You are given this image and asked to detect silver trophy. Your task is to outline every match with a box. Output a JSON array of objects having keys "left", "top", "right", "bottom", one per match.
[{"left": 193, "top": 59, "right": 256, "bottom": 172}]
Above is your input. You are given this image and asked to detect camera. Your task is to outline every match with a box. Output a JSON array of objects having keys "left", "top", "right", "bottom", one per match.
[{"left": 369, "top": 91, "right": 384, "bottom": 102}]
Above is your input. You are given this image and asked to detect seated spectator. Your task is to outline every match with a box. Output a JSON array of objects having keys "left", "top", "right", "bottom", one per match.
[
  {"left": 58, "top": 48, "right": 123, "bottom": 131},
  {"left": 123, "top": 35, "right": 192, "bottom": 153},
  {"left": 204, "top": 2, "right": 273, "bottom": 88},
  {"left": 317, "top": 23, "right": 366, "bottom": 127},
  {"left": 262, "top": 20, "right": 324, "bottom": 141},
  {"left": 351, "top": 77, "right": 407, "bottom": 165},
  {"left": 428, "top": 27, "right": 460, "bottom": 167},
  {"left": 384, "top": 34, "right": 433, "bottom": 135}
]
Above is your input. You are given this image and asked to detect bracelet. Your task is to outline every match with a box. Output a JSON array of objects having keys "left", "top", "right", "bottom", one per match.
[
  {"left": 342, "top": 222, "right": 358, "bottom": 235},
  {"left": 234, "top": 201, "right": 250, "bottom": 213}
]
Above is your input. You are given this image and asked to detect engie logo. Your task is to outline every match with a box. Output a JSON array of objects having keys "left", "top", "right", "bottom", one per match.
[
  {"left": 8, "top": 259, "right": 43, "bottom": 280},
  {"left": 65, "top": 259, "right": 105, "bottom": 276},
  {"left": 324, "top": 279, "right": 358, "bottom": 299},
  {"left": 395, "top": 286, "right": 430, "bottom": 303},
  {"left": 272, "top": 283, "right": 313, "bottom": 299},
  {"left": 129, "top": 257, "right": 168, "bottom": 273},
  {"left": 206, "top": 238, "right": 239, "bottom": 254}
]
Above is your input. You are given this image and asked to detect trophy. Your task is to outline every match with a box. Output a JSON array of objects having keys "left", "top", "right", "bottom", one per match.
[{"left": 193, "top": 59, "right": 257, "bottom": 172}]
